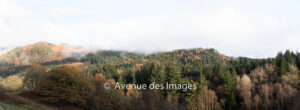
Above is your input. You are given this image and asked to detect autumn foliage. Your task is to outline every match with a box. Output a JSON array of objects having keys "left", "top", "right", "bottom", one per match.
[
  {"left": 23, "top": 64, "right": 46, "bottom": 90},
  {"left": 1, "top": 43, "right": 300, "bottom": 110},
  {"left": 34, "top": 65, "right": 95, "bottom": 107}
]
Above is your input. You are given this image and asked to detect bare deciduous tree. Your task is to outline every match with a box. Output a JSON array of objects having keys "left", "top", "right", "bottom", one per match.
[{"left": 237, "top": 74, "right": 252, "bottom": 110}]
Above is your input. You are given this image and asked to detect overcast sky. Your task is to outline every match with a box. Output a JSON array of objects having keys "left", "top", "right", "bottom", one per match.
[{"left": 0, "top": 0, "right": 300, "bottom": 58}]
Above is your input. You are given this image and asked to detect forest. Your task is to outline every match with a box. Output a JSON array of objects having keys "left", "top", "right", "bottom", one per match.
[{"left": 0, "top": 44, "right": 299, "bottom": 110}]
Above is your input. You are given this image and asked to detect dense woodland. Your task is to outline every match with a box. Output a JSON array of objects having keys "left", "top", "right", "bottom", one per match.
[{"left": 0, "top": 46, "right": 300, "bottom": 110}]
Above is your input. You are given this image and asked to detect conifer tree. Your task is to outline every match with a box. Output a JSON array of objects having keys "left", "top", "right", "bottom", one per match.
[{"left": 224, "top": 70, "right": 238, "bottom": 110}]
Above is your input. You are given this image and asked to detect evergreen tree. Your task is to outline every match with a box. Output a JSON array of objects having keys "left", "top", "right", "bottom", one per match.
[
  {"left": 215, "top": 63, "right": 226, "bottom": 85},
  {"left": 164, "top": 60, "right": 182, "bottom": 95},
  {"left": 296, "top": 55, "right": 300, "bottom": 71},
  {"left": 276, "top": 52, "right": 289, "bottom": 76},
  {"left": 150, "top": 62, "right": 166, "bottom": 84},
  {"left": 279, "top": 58, "right": 289, "bottom": 75},
  {"left": 284, "top": 50, "right": 295, "bottom": 64},
  {"left": 199, "top": 69, "right": 206, "bottom": 89},
  {"left": 165, "top": 60, "right": 182, "bottom": 84},
  {"left": 224, "top": 71, "right": 238, "bottom": 110},
  {"left": 136, "top": 62, "right": 154, "bottom": 85}
]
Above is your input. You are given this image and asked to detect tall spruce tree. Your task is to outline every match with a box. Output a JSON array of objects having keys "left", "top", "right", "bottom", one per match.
[{"left": 224, "top": 70, "right": 238, "bottom": 110}]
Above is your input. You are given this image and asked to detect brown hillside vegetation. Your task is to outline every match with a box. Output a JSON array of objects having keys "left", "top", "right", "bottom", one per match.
[
  {"left": 34, "top": 65, "right": 95, "bottom": 108},
  {"left": 0, "top": 42, "right": 79, "bottom": 65}
]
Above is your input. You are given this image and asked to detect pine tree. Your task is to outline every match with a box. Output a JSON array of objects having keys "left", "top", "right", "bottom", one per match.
[
  {"left": 284, "top": 50, "right": 294, "bottom": 64},
  {"left": 296, "top": 55, "right": 300, "bottom": 71},
  {"left": 276, "top": 52, "right": 289, "bottom": 76},
  {"left": 165, "top": 60, "right": 182, "bottom": 84},
  {"left": 136, "top": 62, "right": 154, "bottom": 85},
  {"left": 164, "top": 60, "right": 182, "bottom": 95},
  {"left": 279, "top": 58, "right": 289, "bottom": 75},
  {"left": 224, "top": 70, "right": 238, "bottom": 110},
  {"left": 199, "top": 68, "right": 206, "bottom": 89},
  {"left": 151, "top": 62, "right": 166, "bottom": 84}
]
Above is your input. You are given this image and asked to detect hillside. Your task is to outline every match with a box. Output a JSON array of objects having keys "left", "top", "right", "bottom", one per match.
[
  {"left": 0, "top": 42, "right": 230, "bottom": 67},
  {"left": 0, "top": 42, "right": 232, "bottom": 78},
  {"left": 0, "top": 42, "right": 299, "bottom": 110},
  {"left": 0, "top": 42, "right": 80, "bottom": 66},
  {"left": 149, "top": 48, "right": 230, "bottom": 65}
]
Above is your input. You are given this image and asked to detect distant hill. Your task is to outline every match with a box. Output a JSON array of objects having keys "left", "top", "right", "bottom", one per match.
[
  {"left": 0, "top": 42, "right": 232, "bottom": 77},
  {"left": 0, "top": 42, "right": 80, "bottom": 66},
  {"left": 147, "top": 48, "right": 231, "bottom": 65},
  {"left": 83, "top": 48, "right": 231, "bottom": 67}
]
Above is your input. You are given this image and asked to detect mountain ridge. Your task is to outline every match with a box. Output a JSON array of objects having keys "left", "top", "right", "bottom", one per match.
[
  {"left": 0, "top": 41, "right": 232, "bottom": 66},
  {"left": 0, "top": 41, "right": 80, "bottom": 66}
]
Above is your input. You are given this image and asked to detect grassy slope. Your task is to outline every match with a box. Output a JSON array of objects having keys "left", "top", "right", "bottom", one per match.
[
  {"left": 0, "top": 101, "right": 27, "bottom": 110},
  {"left": 0, "top": 93, "right": 55, "bottom": 110}
]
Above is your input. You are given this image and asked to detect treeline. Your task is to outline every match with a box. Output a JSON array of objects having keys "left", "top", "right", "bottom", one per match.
[
  {"left": 80, "top": 49, "right": 300, "bottom": 110},
  {"left": 0, "top": 57, "right": 81, "bottom": 78},
  {"left": 2, "top": 49, "right": 300, "bottom": 110}
]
